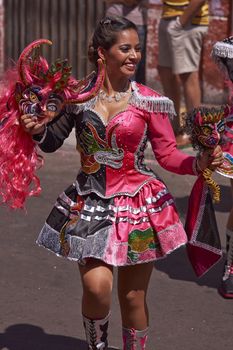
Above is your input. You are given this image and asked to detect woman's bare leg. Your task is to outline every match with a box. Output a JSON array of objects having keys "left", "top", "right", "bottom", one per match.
[
  {"left": 79, "top": 258, "right": 113, "bottom": 318},
  {"left": 158, "top": 66, "right": 181, "bottom": 135},
  {"left": 118, "top": 262, "right": 154, "bottom": 349},
  {"left": 79, "top": 259, "right": 113, "bottom": 349},
  {"left": 180, "top": 71, "right": 201, "bottom": 112}
]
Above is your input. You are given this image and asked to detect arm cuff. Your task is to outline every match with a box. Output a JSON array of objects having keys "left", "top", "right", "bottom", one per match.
[{"left": 32, "top": 127, "right": 48, "bottom": 144}]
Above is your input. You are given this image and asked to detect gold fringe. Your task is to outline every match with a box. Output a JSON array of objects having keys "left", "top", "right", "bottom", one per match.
[
  {"left": 59, "top": 222, "right": 70, "bottom": 257},
  {"left": 202, "top": 168, "right": 221, "bottom": 203}
]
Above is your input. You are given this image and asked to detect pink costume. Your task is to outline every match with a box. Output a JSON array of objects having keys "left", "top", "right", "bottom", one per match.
[{"left": 36, "top": 81, "right": 198, "bottom": 266}]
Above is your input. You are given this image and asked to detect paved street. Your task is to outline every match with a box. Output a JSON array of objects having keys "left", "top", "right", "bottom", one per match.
[{"left": 0, "top": 136, "right": 232, "bottom": 350}]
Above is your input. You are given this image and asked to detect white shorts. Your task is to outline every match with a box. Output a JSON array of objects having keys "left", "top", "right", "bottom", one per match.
[{"left": 158, "top": 18, "right": 208, "bottom": 74}]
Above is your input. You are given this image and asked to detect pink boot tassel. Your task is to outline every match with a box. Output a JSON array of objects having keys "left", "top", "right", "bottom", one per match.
[{"left": 122, "top": 327, "right": 148, "bottom": 350}]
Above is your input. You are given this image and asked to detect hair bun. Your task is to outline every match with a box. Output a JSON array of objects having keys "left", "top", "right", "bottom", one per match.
[{"left": 100, "top": 18, "right": 112, "bottom": 26}]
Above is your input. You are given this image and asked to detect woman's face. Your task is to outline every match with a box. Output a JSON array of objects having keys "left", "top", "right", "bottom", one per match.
[{"left": 102, "top": 29, "right": 141, "bottom": 79}]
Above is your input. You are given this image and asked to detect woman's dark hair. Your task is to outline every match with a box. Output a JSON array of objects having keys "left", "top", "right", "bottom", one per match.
[{"left": 88, "top": 16, "right": 138, "bottom": 65}]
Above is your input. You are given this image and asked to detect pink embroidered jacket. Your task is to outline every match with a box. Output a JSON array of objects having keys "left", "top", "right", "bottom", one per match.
[{"left": 37, "top": 81, "right": 196, "bottom": 198}]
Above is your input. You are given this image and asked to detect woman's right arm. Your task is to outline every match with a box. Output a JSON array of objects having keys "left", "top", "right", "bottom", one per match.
[{"left": 21, "top": 109, "right": 75, "bottom": 153}]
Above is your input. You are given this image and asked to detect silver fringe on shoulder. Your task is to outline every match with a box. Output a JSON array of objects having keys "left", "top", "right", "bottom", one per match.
[
  {"left": 65, "top": 96, "right": 98, "bottom": 115},
  {"left": 212, "top": 41, "right": 233, "bottom": 60},
  {"left": 130, "top": 81, "right": 176, "bottom": 118},
  {"left": 65, "top": 81, "right": 176, "bottom": 118},
  {"left": 211, "top": 41, "right": 233, "bottom": 72}
]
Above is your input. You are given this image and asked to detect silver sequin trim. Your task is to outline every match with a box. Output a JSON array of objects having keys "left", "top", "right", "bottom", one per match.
[
  {"left": 94, "top": 149, "right": 124, "bottom": 169},
  {"left": 55, "top": 189, "right": 170, "bottom": 217},
  {"left": 66, "top": 81, "right": 176, "bottom": 117},
  {"left": 189, "top": 185, "right": 222, "bottom": 256},
  {"left": 130, "top": 81, "right": 176, "bottom": 117},
  {"left": 145, "top": 189, "right": 169, "bottom": 204},
  {"left": 212, "top": 42, "right": 233, "bottom": 59},
  {"left": 59, "top": 191, "right": 76, "bottom": 207},
  {"left": 36, "top": 222, "right": 111, "bottom": 261},
  {"left": 134, "top": 123, "right": 154, "bottom": 176},
  {"left": 55, "top": 202, "right": 70, "bottom": 216},
  {"left": 34, "top": 127, "right": 48, "bottom": 144},
  {"left": 79, "top": 198, "right": 174, "bottom": 224}
]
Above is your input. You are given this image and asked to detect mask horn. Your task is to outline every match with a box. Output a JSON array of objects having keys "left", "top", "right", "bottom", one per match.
[
  {"left": 18, "top": 39, "right": 52, "bottom": 85},
  {"left": 65, "top": 58, "right": 105, "bottom": 104}
]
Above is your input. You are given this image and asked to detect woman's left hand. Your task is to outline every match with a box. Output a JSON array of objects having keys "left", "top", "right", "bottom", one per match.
[{"left": 197, "top": 145, "right": 224, "bottom": 172}]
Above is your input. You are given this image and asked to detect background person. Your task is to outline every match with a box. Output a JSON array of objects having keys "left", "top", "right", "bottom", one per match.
[
  {"left": 212, "top": 36, "right": 233, "bottom": 299},
  {"left": 158, "top": 0, "right": 209, "bottom": 147}
]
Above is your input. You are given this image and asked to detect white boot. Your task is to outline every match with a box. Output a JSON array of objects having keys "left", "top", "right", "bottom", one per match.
[
  {"left": 122, "top": 327, "right": 148, "bottom": 350},
  {"left": 83, "top": 312, "right": 110, "bottom": 350}
]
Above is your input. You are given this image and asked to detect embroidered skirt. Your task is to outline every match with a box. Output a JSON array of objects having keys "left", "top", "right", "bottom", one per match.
[{"left": 36, "top": 179, "right": 187, "bottom": 266}]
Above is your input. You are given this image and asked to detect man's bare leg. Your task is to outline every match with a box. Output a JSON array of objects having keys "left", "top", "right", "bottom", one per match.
[
  {"left": 158, "top": 65, "right": 181, "bottom": 135},
  {"left": 180, "top": 71, "right": 201, "bottom": 112}
]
